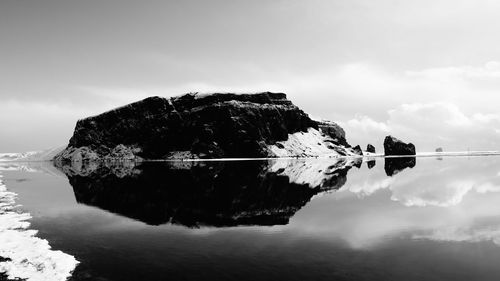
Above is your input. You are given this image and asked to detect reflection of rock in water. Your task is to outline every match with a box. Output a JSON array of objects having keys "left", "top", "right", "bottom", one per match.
[
  {"left": 367, "top": 160, "right": 376, "bottom": 169},
  {"left": 352, "top": 158, "right": 362, "bottom": 169},
  {"left": 384, "top": 157, "right": 416, "bottom": 176},
  {"left": 268, "top": 158, "right": 354, "bottom": 190},
  {"left": 57, "top": 159, "right": 355, "bottom": 228}
]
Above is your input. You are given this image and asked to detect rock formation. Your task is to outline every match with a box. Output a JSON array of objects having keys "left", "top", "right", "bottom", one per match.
[
  {"left": 54, "top": 92, "right": 355, "bottom": 161},
  {"left": 366, "top": 144, "right": 376, "bottom": 153},
  {"left": 383, "top": 136, "right": 416, "bottom": 156},
  {"left": 316, "top": 120, "right": 349, "bottom": 147},
  {"left": 435, "top": 147, "right": 443, "bottom": 152},
  {"left": 352, "top": 145, "right": 363, "bottom": 156}
]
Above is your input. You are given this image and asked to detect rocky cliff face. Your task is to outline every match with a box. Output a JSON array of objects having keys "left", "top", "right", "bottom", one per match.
[{"left": 55, "top": 92, "right": 355, "bottom": 161}]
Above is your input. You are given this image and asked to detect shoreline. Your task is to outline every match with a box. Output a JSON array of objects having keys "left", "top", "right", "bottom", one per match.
[{"left": 1, "top": 151, "right": 500, "bottom": 163}]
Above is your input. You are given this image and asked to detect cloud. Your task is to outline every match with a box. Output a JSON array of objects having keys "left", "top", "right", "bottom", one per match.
[
  {"left": 406, "top": 61, "right": 500, "bottom": 80},
  {"left": 4, "top": 60, "right": 500, "bottom": 152},
  {"left": 346, "top": 115, "right": 391, "bottom": 133},
  {"left": 342, "top": 101, "right": 500, "bottom": 152}
]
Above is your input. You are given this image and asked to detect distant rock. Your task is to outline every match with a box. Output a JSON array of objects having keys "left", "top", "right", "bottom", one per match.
[
  {"left": 435, "top": 147, "right": 443, "bottom": 152},
  {"left": 352, "top": 145, "right": 363, "bottom": 156},
  {"left": 55, "top": 92, "right": 356, "bottom": 161},
  {"left": 383, "top": 136, "right": 416, "bottom": 156},
  {"left": 366, "top": 144, "right": 376, "bottom": 153}
]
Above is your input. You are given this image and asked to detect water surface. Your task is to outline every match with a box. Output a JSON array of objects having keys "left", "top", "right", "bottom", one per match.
[{"left": 2, "top": 156, "right": 500, "bottom": 280}]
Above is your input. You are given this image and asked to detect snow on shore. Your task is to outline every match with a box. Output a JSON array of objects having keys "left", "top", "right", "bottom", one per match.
[{"left": 0, "top": 174, "right": 78, "bottom": 281}]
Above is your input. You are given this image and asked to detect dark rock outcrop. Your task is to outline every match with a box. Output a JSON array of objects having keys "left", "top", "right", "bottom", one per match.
[
  {"left": 352, "top": 145, "right": 363, "bottom": 156},
  {"left": 366, "top": 144, "right": 376, "bottom": 153},
  {"left": 383, "top": 136, "right": 416, "bottom": 156},
  {"left": 367, "top": 160, "right": 376, "bottom": 169},
  {"left": 55, "top": 92, "right": 351, "bottom": 161},
  {"left": 435, "top": 147, "right": 443, "bottom": 152},
  {"left": 384, "top": 157, "right": 416, "bottom": 176}
]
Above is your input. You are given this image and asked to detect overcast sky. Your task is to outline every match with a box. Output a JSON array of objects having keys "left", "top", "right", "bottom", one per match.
[{"left": 2, "top": 0, "right": 500, "bottom": 152}]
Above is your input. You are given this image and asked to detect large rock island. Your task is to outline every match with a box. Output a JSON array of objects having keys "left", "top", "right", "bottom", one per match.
[{"left": 55, "top": 92, "right": 357, "bottom": 162}]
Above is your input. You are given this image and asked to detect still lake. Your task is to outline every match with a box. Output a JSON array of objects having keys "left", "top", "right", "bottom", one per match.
[{"left": 2, "top": 156, "right": 500, "bottom": 280}]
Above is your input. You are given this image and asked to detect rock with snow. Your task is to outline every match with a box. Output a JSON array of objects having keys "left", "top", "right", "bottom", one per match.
[
  {"left": 55, "top": 92, "right": 354, "bottom": 161},
  {"left": 367, "top": 144, "right": 376, "bottom": 153},
  {"left": 315, "top": 120, "right": 349, "bottom": 147},
  {"left": 383, "top": 136, "right": 416, "bottom": 156},
  {"left": 54, "top": 146, "right": 100, "bottom": 163},
  {"left": 267, "top": 128, "right": 356, "bottom": 158}
]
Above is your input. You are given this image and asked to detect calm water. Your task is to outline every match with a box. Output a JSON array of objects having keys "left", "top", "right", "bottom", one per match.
[{"left": 2, "top": 156, "right": 500, "bottom": 280}]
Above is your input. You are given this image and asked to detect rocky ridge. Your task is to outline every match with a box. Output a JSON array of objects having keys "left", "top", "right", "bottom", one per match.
[{"left": 54, "top": 92, "right": 359, "bottom": 162}]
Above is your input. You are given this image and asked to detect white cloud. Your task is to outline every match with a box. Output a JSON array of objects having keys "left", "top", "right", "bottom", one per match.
[
  {"left": 5, "top": 60, "right": 500, "bottom": 152},
  {"left": 345, "top": 115, "right": 391, "bottom": 133},
  {"left": 406, "top": 61, "right": 500, "bottom": 80},
  {"left": 343, "top": 101, "right": 500, "bottom": 152}
]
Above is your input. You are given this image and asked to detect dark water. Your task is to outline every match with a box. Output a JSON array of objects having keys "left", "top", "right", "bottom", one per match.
[{"left": 3, "top": 156, "right": 500, "bottom": 280}]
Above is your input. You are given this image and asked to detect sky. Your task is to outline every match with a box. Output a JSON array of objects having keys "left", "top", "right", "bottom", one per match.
[{"left": 2, "top": 0, "right": 500, "bottom": 152}]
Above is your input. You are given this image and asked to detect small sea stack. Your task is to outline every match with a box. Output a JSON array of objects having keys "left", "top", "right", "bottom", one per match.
[
  {"left": 367, "top": 144, "right": 376, "bottom": 153},
  {"left": 383, "top": 136, "right": 416, "bottom": 156}
]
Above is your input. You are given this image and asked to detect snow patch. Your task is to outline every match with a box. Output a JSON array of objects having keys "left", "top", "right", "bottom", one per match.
[
  {"left": 268, "top": 128, "right": 355, "bottom": 158},
  {"left": 0, "top": 174, "right": 78, "bottom": 281}
]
